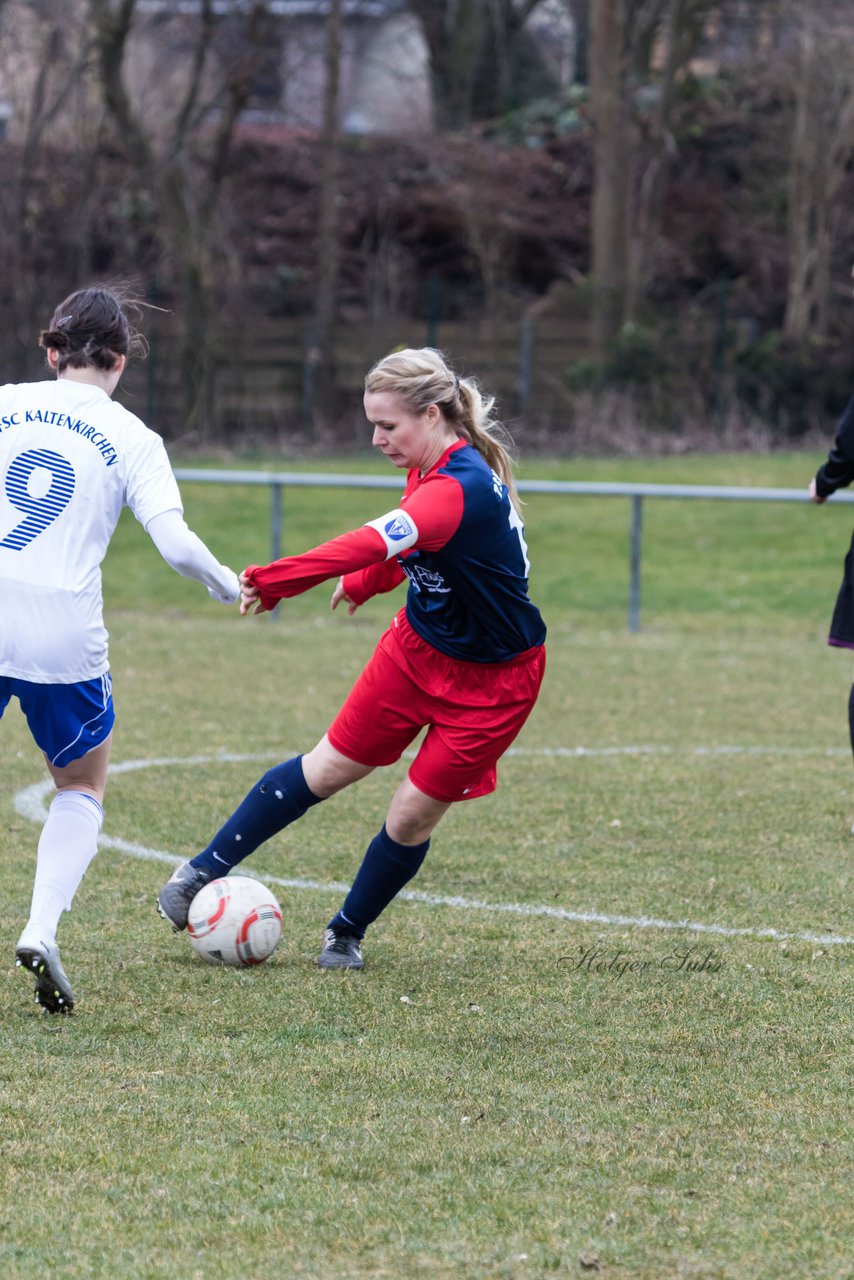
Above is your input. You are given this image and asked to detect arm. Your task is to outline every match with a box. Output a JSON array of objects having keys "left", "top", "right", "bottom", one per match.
[
  {"left": 146, "top": 509, "right": 240, "bottom": 604},
  {"left": 813, "top": 394, "right": 854, "bottom": 500},
  {"left": 341, "top": 557, "right": 407, "bottom": 607},
  {"left": 242, "top": 524, "right": 396, "bottom": 613},
  {"left": 242, "top": 480, "right": 464, "bottom": 615}
]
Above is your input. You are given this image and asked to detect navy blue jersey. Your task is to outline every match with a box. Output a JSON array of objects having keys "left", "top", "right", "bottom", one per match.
[{"left": 394, "top": 442, "right": 546, "bottom": 662}]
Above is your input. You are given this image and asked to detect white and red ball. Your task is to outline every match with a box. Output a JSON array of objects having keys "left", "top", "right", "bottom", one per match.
[{"left": 187, "top": 875, "right": 282, "bottom": 967}]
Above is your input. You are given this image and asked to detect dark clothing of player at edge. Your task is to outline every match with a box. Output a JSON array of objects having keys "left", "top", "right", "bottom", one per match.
[
  {"left": 811, "top": 393, "right": 854, "bottom": 648},
  {"left": 810, "top": 392, "right": 854, "bottom": 816}
]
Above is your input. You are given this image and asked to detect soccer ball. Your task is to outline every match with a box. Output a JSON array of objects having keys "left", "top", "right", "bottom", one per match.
[{"left": 187, "top": 876, "right": 282, "bottom": 968}]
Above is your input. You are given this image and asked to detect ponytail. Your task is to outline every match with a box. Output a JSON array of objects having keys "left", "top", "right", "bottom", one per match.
[{"left": 455, "top": 376, "right": 520, "bottom": 511}]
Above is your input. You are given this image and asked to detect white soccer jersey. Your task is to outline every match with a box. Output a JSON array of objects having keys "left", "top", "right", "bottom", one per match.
[{"left": 0, "top": 379, "right": 183, "bottom": 682}]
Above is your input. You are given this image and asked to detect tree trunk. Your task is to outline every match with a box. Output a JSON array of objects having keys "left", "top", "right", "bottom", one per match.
[
  {"left": 160, "top": 160, "right": 213, "bottom": 436},
  {"left": 88, "top": 0, "right": 273, "bottom": 439},
  {"left": 589, "top": 0, "right": 630, "bottom": 360},
  {"left": 307, "top": 0, "right": 342, "bottom": 432},
  {"left": 410, "top": 0, "right": 549, "bottom": 129},
  {"left": 626, "top": 0, "right": 709, "bottom": 321},
  {"left": 783, "top": 11, "right": 854, "bottom": 343},
  {"left": 783, "top": 14, "right": 819, "bottom": 342},
  {"left": 572, "top": 0, "right": 590, "bottom": 83},
  {"left": 409, "top": 0, "right": 485, "bottom": 130},
  {"left": 5, "top": 15, "right": 93, "bottom": 377}
]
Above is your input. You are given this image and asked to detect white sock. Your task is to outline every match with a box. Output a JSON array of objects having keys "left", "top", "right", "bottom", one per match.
[{"left": 28, "top": 791, "right": 104, "bottom": 941}]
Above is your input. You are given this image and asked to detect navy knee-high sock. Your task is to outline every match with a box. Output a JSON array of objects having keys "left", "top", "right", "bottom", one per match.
[
  {"left": 191, "top": 756, "right": 323, "bottom": 876},
  {"left": 329, "top": 824, "right": 430, "bottom": 938},
  {"left": 848, "top": 683, "right": 854, "bottom": 761}
]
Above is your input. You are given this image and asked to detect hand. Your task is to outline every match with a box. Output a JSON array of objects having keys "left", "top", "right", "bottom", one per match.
[
  {"left": 330, "top": 576, "right": 358, "bottom": 616},
  {"left": 809, "top": 478, "right": 826, "bottom": 504},
  {"left": 239, "top": 568, "right": 265, "bottom": 616}
]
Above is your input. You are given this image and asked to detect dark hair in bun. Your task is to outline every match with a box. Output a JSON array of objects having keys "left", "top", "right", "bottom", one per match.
[{"left": 39, "top": 283, "right": 148, "bottom": 373}]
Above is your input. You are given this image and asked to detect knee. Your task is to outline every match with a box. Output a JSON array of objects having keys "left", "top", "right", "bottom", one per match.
[
  {"left": 257, "top": 763, "right": 294, "bottom": 797},
  {"left": 302, "top": 737, "right": 373, "bottom": 798},
  {"left": 385, "top": 808, "right": 439, "bottom": 846},
  {"left": 386, "top": 793, "right": 448, "bottom": 844},
  {"left": 385, "top": 778, "right": 450, "bottom": 845}
]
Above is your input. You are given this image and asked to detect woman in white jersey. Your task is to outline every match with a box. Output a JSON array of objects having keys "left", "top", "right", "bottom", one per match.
[{"left": 0, "top": 284, "right": 240, "bottom": 1014}]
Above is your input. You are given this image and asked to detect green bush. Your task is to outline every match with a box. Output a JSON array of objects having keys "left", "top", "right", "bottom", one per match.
[
  {"left": 734, "top": 333, "right": 853, "bottom": 436},
  {"left": 566, "top": 321, "right": 677, "bottom": 399}
]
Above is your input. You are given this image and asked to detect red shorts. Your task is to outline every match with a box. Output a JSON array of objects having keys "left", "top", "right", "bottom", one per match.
[{"left": 327, "top": 610, "right": 545, "bottom": 803}]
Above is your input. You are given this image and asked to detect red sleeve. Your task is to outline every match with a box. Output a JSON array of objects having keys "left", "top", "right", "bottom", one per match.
[
  {"left": 398, "top": 470, "right": 464, "bottom": 549},
  {"left": 342, "top": 558, "right": 406, "bottom": 606},
  {"left": 337, "top": 472, "right": 463, "bottom": 605},
  {"left": 244, "top": 526, "right": 388, "bottom": 612},
  {"left": 244, "top": 471, "right": 464, "bottom": 613}
]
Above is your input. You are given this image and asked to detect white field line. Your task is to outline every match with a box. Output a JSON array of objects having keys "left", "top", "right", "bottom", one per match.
[{"left": 12, "top": 749, "right": 854, "bottom": 948}]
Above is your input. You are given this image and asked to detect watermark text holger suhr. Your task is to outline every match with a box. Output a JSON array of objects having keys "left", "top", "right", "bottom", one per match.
[{"left": 559, "top": 944, "right": 725, "bottom": 978}]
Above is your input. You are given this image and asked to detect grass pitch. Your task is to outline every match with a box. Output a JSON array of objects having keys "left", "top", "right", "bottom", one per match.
[{"left": 2, "top": 450, "right": 854, "bottom": 1279}]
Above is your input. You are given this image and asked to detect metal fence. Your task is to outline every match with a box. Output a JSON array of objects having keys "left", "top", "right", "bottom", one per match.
[
  {"left": 122, "top": 309, "right": 593, "bottom": 438},
  {"left": 173, "top": 469, "right": 854, "bottom": 631}
]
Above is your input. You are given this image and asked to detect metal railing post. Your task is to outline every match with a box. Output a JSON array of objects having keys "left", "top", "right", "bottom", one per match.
[
  {"left": 271, "top": 482, "right": 283, "bottom": 561},
  {"left": 270, "top": 482, "right": 283, "bottom": 620},
  {"left": 629, "top": 494, "right": 643, "bottom": 633}
]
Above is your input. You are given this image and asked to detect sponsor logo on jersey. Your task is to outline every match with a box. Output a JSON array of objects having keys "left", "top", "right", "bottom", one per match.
[
  {"left": 402, "top": 561, "right": 451, "bottom": 594},
  {"left": 384, "top": 514, "right": 414, "bottom": 541}
]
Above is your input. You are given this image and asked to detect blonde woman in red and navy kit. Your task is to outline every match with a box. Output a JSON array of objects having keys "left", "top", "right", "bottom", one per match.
[{"left": 157, "top": 348, "right": 546, "bottom": 969}]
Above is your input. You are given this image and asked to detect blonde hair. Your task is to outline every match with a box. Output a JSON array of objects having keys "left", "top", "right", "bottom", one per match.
[{"left": 365, "top": 347, "right": 521, "bottom": 509}]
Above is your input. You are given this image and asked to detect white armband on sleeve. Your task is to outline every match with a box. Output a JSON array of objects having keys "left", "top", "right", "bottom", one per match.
[
  {"left": 363, "top": 508, "right": 419, "bottom": 559},
  {"left": 145, "top": 509, "right": 240, "bottom": 604}
]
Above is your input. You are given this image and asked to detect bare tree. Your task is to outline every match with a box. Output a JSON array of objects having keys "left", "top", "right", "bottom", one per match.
[
  {"left": 0, "top": 2, "right": 96, "bottom": 375},
  {"left": 589, "top": 0, "right": 713, "bottom": 352},
  {"left": 784, "top": 5, "right": 854, "bottom": 343},
  {"left": 480, "top": 0, "right": 557, "bottom": 117},
  {"left": 569, "top": 0, "right": 591, "bottom": 82},
  {"left": 626, "top": 0, "right": 712, "bottom": 320},
  {"left": 306, "top": 0, "right": 343, "bottom": 432},
  {"left": 86, "top": 0, "right": 274, "bottom": 437},
  {"left": 408, "top": 0, "right": 553, "bottom": 129},
  {"left": 589, "top": 0, "right": 630, "bottom": 358},
  {"left": 407, "top": 0, "right": 484, "bottom": 129}
]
